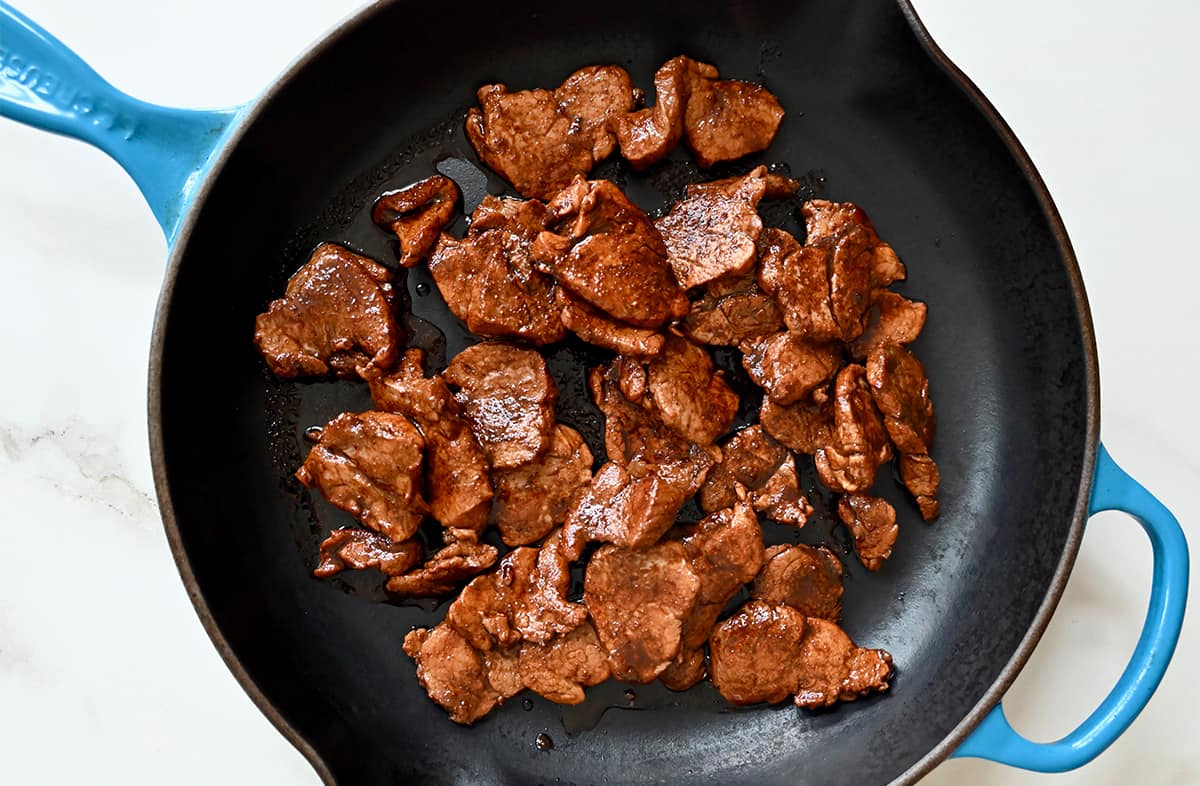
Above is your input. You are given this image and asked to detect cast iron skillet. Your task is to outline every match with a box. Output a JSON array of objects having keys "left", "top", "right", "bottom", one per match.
[{"left": 0, "top": 1, "right": 1188, "bottom": 784}]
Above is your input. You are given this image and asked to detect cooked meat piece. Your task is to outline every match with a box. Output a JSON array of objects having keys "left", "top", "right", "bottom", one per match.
[
  {"left": 698, "top": 425, "right": 789, "bottom": 512},
  {"left": 365, "top": 348, "right": 453, "bottom": 422},
  {"left": 589, "top": 359, "right": 721, "bottom": 480},
  {"left": 682, "top": 65, "right": 785, "bottom": 168},
  {"left": 681, "top": 272, "right": 784, "bottom": 347},
  {"left": 709, "top": 600, "right": 810, "bottom": 705},
  {"left": 866, "top": 343, "right": 940, "bottom": 519},
  {"left": 491, "top": 424, "right": 594, "bottom": 547},
  {"left": 792, "top": 617, "right": 893, "bottom": 709},
  {"left": 813, "top": 365, "right": 893, "bottom": 493},
  {"left": 656, "top": 190, "right": 763, "bottom": 290},
  {"left": 428, "top": 197, "right": 565, "bottom": 346},
  {"left": 837, "top": 494, "right": 899, "bottom": 571},
  {"left": 866, "top": 344, "right": 935, "bottom": 455},
  {"left": 740, "top": 332, "right": 841, "bottom": 405},
  {"left": 465, "top": 66, "right": 635, "bottom": 199},
  {"left": 751, "top": 459, "right": 813, "bottom": 526},
  {"left": 848, "top": 291, "right": 927, "bottom": 360},
  {"left": 372, "top": 175, "right": 459, "bottom": 268},
  {"left": 447, "top": 530, "right": 586, "bottom": 649},
  {"left": 531, "top": 177, "right": 689, "bottom": 328},
  {"left": 365, "top": 350, "right": 493, "bottom": 531},
  {"left": 296, "top": 411, "right": 427, "bottom": 542},
  {"left": 254, "top": 243, "right": 400, "bottom": 379},
  {"left": 803, "top": 199, "right": 906, "bottom": 288},
  {"left": 561, "top": 460, "right": 692, "bottom": 559},
  {"left": 751, "top": 544, "right": 843, "bottom": 621},
  {"left": 756, "top": 228, "right": 841, "bottom": 342},
  {"left": 483, "top": 646, "right": 524, "bottom": 703},
  {"left": 505, "top": 531, "right": 588, "bottom": 643},
  {"left": 402, "top": 625, "right": 517, "bottom": 725},
  {"left": 709, "top": 601, "right": 891, "bottom": 708},
  {"left": 446, "top": 568, "right": 515, "bottom": 651},
  {"left": 465, "top": 195, "right": 546, "bottom": 242},
  {"left": 760, "top": 392, "right": 834, "bottom": 456},
  {"left": 820, "top": 223, "right": 875, "bottom": 341},
  {"left": 555, "top": 65, "right": 636, "bottom": 160},
  {"left": 313, "top": 528, "right": 422, "bottom": 578},
  {"left": 659, "top": 646, "right": 708, "bottom": 691},
  {"left": 611, "top": 56, "right": 695, "bottom": 169},
  {"left": 443, "top": 342, "right": 557, "bottom": 469},
  {"left": 684, "top": 165, "right": 799, "bottom": 202},
  {"left": 558, "top": 289, "right": 666, "bottom": 357},
  {"left": 899, "top": 452, "right": 941, "bottom": 521},
  {"left": 386, "top": 528, "right": 499, "bottom": 596},
  {"left": 678, "top": 501, "right": 766, "bottom": 651},
  {"left": 518, "top": 621, "right": 610, "bottom": 704},
  {"left": 584, "top": 541, "right": 702, "bottom": 683},
  {"left": 644, "top": 334, "right": 739, "bottom": 445}
]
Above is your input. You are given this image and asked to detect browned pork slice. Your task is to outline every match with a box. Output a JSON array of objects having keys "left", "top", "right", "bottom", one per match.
[
  {"left": 427, "top": 196, "right": 565, "bottom": 346},
  {"left": 372, "top": 174, "right": 459, "bottom": 268},
  {"left": 681, "top": 271, "right": 784, "bottom": 347},
  {"left": 254, "top": 243, "right": 400, "bottom": 378},
  {"left": 802, "top": 199, "right": 907, "bottom": 288},
  {"left": 584, "top": 541, "right": 702, "bottom": 683},
  {"left": 848, "top": 290, "right": 927, "bottom": 360},
  {"left": 655, "top": 189, "right": 763, "bottom": 290},
  {"left": 443, "top": 342, "right": 558, "bottom": 469},
  {"left": 663, "top": 501, "right": 765, "bottom": 689},
  {"left": 518, "top": 621, "right": 611, "bottom": 704},
  {"left": 491, "top": 424, "right": 594, "bottom": 547},
  {"left": 313, "top": 528, "right": 422, "bottom": 578},
  {"left": 644, "top": 334, "right": 739, "bottom": 446},
  {"left": 813, "top": 365, "right": 893, "bottom": 493},
  {"left": 466, "top": 66, "right": 636, "bottom": 199},
  {"left": 751, "top": 544, "right": 844, "bottom": 621},
  {"left": 740, "top": 331, "right": 842, "bottom": 406},
  {"left": 557, "top": 289, "right": 666, "bottom": 358},
  {"left": 837, "top": 494, "right": 899, "bottom": 572},
  {"left": 402, "top": 625, "right": 520, "bottom": 725},
  {"left": 866, "top": 343, "right": 940, "bottom": 519},
  {"left": 385, "top": 528, "right": 499, "bottom": 596},
  {"left": 684, "top": 165, "right": 799, "bottom": 202},
  {"left": 682, "top": 64, "right": 785, "bottom": 168},
  {"left": 708, "top": 600, "right": 892, "bottom": 708},
  {"left": 756, "top": 228, "right": 842, "bottom": 342},
  {"left": 611, "top": 56, "right": 695, "bottom": 169},
  {"left": 446, "top": 530, "right": 586, "bottom": 650},
  {"left": 364, "top": 349, "right": 493, "bottom": 531},
  {"left": 760, "top": 389, "right": 834, "bottom": 456},
  {"left": 296, "top": 411, "right": 427, "bottom": 542},
  {"left": 531, "top": 177, "right": 689, "bottom": 328}
]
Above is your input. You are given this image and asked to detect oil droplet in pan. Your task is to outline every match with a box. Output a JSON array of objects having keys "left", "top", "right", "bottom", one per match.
[
  {"left": 522, "top": 698, "right": 534, "bottom": 711},
  {"left": 535, "top": 732, "right": 554, "bottom": 751},
  {"left": 303, "top": 426, "right": 324, "bottom": 442},
  {"left": 623, "top": 690, "right": 637, "bottom": 703}
]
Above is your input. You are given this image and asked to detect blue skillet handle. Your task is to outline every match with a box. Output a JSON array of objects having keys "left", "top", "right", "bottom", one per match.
[
  {"left": 953, "top": 442, "right": 1189, "bottom": 771},
  {"left": 0, "top": 1, "right": 241, "bottom": 244}
]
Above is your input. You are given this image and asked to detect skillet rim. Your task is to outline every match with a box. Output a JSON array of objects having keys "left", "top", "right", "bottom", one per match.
[{"left": 146, "top": 2, "right": 1101, "bottom": 783}]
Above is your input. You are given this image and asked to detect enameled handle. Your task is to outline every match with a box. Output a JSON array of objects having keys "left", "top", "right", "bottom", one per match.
[
  {"left": 0, "top": 1, "right": 242, "bottom": 242},
  {"left": 953, "top": 443, "right": 1189, "bottom": 771}
]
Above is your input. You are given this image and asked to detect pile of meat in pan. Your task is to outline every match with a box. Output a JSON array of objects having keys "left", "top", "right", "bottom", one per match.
[{"left": 254, "top": 56, "right": 939, "bottom": 725}]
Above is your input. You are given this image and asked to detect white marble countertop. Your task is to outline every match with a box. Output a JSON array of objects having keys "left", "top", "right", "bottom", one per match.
[{"left": 1, "top": 1, "right": 1196, "bottom": 783}]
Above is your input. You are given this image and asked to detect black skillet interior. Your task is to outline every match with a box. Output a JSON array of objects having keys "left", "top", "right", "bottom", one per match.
[{"left": 155, "top": 1, "right": 1091, "bottom": 784}]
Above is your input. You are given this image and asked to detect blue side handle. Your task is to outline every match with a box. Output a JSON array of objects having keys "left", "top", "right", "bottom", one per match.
[
  {"left": 954, "top": 442, "right": 1189, "bottom": 771},
  {"left": 0, "top": 1, "right": 243, "bottom": 244}
]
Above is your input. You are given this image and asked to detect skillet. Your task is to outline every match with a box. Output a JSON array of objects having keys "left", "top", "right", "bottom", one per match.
[{"left": 0, "top": 1, "right": 1188, "bottom": 783}]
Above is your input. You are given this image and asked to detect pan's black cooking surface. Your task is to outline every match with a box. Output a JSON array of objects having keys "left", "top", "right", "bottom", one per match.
[{"left": 155, "top": 1, "right": 1091, "bottom": 783}]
